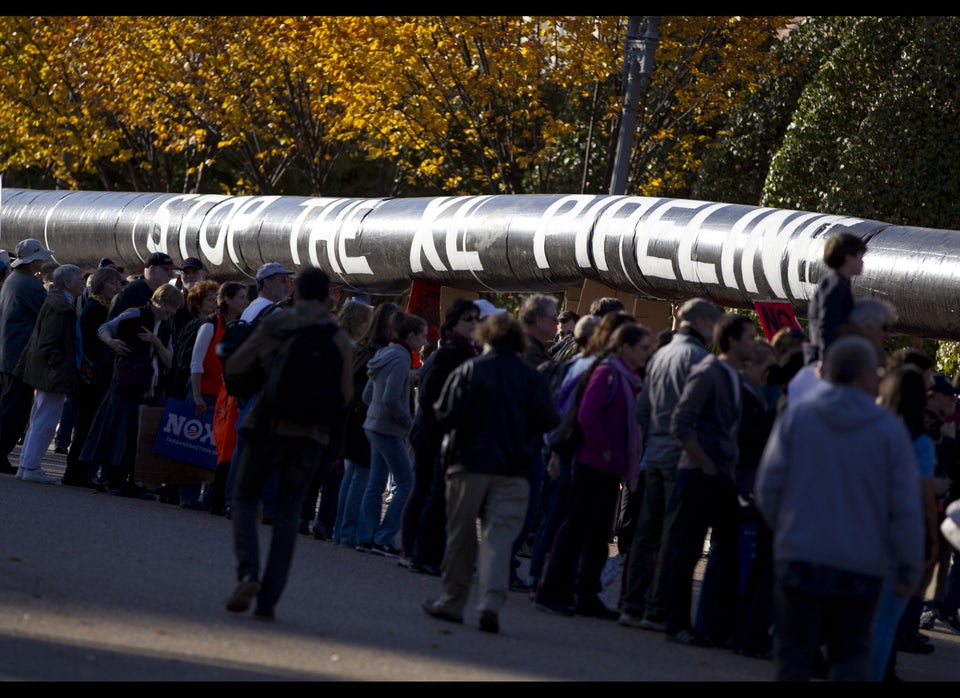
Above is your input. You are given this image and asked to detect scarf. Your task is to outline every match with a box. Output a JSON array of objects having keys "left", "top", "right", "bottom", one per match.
[
  {"left": 446, "top": 331, "right": 480, "bottom": 357},
  {"left": 607, "top": 354, "right": 644, "bottom": 491},
  {"left": 390, "top": 337, "right": 420, "bottom": 367}
]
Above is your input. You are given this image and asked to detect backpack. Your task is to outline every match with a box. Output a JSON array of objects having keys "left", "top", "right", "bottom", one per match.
[
  {"left": 538, "top": 355, "right": 577, "bottom": 402},
  {"left": 545, "top": 361, "right": 618, "bottom": 461},
  {"left": 172, "top": 313, "right": 217, "bottom": 399},
  {"left": 260, "top": 322, "right": 345, "bottom": 426},
  {"left": 217, "top": 303, "right": 278, "bottom": 398}
]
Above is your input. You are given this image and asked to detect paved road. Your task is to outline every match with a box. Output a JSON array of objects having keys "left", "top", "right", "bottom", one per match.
[{"left": 1, "top": 446, "right": 959, "bottom": 682}]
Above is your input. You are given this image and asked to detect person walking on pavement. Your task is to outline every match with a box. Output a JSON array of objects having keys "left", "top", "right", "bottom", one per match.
[
  {"left": 423, "top": 312, "right": 559, "bottom": 633},
  {"left": 224, "top": 267, "right": 353, "bottom": 621}
]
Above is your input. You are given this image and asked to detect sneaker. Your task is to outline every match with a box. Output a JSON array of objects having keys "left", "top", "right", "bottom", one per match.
[
  {"left": 226, "top": 576, "right": 261, "bottom": 613},
  {"left": 478, "top": 609, "right": 499, "bottom": 634},
  {"left": 920, "top": 609, "right": 936, "bottom": 630},
  {"left": 354, "top": 542, "right": 373, "bottom": 553},
  {"left": 509, "top": 576, "right": 534, "bottom": 593},
  {"left": 618, "top": 611, "right": 646, "bottom": 628},
  {"left": 53, "top": 446, "right": 68, "bottom": 455},
  {"left": 410, "top": 562, "right": 442, "bottom": 577},
  {"left": 19, "top": 468, "right": 58, "bottom": 485},
  {"left": 397, "top": 556, "right": 413, "bottom": 569},
  {"left": 371, "top": 543, "right": 402, "bottom": 558},
  {"left": 942, "top": 610, "right": 960, "bottom": 634},
  {"left": 422, "top": 598, "right": 463, "bottom": 624},
  {"left": 666, "top": 628, "right": 713, "bottom": 647}
]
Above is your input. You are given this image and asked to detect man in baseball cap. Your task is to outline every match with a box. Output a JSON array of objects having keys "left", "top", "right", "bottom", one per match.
[
  {"left": 145, "top": 252, "right": 180, "bottom": 271},
  {"left": 255, "top": 262, "right": 295, "bottom": 282},
  {"left": 108, "top": 251, "right": 180, "bottom": 319},
  {"left": 242, "top": 262, "right": 295, "bottom": 322}
]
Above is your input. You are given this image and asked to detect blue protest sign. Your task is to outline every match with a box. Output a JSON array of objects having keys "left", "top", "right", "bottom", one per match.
[{"left": 152, "top": 398, "right": 217, "bottom": 470}]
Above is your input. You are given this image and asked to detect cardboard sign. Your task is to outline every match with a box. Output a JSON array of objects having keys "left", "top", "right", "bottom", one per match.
[
  {"left": 754, "top": 301, "right": 803, "bottom": 341},
  {"left": 151, "top": 398, "right": 217, "bottom": 470}
]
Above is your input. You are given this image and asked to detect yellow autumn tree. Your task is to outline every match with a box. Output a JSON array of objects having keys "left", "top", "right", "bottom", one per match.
[{"left": 0, "top": 16, "right": 793, "bottom": 198}]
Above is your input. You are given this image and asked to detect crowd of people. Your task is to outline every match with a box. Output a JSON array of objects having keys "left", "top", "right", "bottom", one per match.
[{"left": 2, "top": 227, "right": 960, "bottom": 681}]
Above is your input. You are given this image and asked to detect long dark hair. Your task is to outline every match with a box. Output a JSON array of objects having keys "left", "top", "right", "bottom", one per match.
[
  {"left": 576, "top": 321, "right": 648, "bottom": 393},
  {"left": 878, "top": 363, "right": 927, "bottom": 439},
  {"left": 355, "top": 302, "right": 399, "bottom": 363}
]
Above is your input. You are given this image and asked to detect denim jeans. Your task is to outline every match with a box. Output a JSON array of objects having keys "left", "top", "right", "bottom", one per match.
[
  {"left": 334, "top": 459, "right": 370, "bottom": 546},
  {"left": 528, "top": 451, "right": 572, "bottom": 585},
  {"left": 869, "top": 566, "right": 910, "bottom": 681},
  {"left": 231, "top": 431, "right": 323, "bottom": 614},
  {"left": 54, "top": 394, "right": 79, "bottom": 450},
  {"left": 358, "top": 428, "right": 412, "bottom": 549}
]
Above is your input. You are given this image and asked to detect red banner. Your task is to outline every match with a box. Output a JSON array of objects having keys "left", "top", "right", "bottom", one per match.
[{"left": 754, "top": 300, "right": 803, "bottom": 341}]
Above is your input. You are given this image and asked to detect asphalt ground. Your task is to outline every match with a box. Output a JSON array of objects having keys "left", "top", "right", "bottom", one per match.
[{"left": 1, "top": 445, "right": 959, "bottom": 682}]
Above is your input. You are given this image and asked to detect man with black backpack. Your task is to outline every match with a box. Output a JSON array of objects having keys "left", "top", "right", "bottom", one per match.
[
  {"left": 223, "top": 266, "right": 353, "bottom": 621},
  {"left": 218, "top": 262, "right": 293, "bottom": 520}
]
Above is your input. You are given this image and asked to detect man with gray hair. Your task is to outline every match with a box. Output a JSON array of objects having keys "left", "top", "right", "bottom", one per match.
[
  {"left": 520, "top": 293, "right": 559, "bottom": 368},
  {"left": 618, "top": 297, "right": 723, "bottom": 629},
  {"left": 787, "top": 296, "right": 897, "bottom": 406},
  {"left": 755, "top": 334, "right": 924, "bottom": 681},
  {"left": 13, "top": 264, "right": 86, "bottom": 484}
]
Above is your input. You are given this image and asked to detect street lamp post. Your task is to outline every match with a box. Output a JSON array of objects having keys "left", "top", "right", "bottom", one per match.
[{"left": 609, "top": 16, "right": 660, "bottom": 196}]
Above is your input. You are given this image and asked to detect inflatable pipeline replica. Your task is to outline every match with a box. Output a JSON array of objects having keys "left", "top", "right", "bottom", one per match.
[{"left": 1, "top": 187, "right": 958, "bottom": 339}]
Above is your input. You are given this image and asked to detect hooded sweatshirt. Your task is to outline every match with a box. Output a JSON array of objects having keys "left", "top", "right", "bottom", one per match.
[
  {"left": 755, "top": 379, "right": 924, "bottom": 587},
  {"left": 362, "top": 341, "right": 414, "bottom": 437}
]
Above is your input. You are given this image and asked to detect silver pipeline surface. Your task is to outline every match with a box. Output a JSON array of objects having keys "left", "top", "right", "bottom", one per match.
[{"left": 1, "top": 188, "right": 955, "bottom": 338}]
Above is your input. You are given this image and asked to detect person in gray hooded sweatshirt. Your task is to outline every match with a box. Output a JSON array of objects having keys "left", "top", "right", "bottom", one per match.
[
  {"left": 356, "top": 311, "right": 429, "bottom": 558},
  {"left": 755, "top": 334, "right": 924, "bottom": 681}
]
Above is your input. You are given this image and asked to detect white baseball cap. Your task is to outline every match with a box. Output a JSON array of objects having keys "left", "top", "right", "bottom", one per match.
[{"left": 474, "top": 299, "right": 506, "bottom": 318}]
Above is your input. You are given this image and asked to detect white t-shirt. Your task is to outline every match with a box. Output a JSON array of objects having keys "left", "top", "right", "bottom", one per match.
[{"left": 787, "top": 363, "right": 823, "bottom": 406}]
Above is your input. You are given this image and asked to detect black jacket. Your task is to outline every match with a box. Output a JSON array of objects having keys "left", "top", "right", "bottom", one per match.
[
  {"left": 433, "top": 346, "right": 558, "bottom": 478},
  {"left": 416, "top": 332, "right": 479, "bottom": 459}
]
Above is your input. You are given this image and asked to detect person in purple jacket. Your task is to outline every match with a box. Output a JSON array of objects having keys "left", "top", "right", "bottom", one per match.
[{"left": 533, "top": 322, "right": 653, "bottom": 619}]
